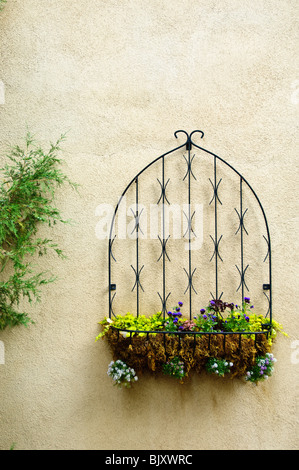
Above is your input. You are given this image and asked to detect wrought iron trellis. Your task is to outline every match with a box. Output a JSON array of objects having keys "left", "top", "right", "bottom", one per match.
[{"left": 107, "top": 130, "right": 272, "bottom": 342}]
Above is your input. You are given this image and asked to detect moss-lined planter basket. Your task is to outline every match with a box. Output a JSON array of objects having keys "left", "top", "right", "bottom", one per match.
[{"left": 97, "top": 299, "right": 285, "bottom": 388}]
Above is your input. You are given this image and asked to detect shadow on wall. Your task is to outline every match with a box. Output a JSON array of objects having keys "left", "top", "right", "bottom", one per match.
[{"left": 0, "top": 340, "right": 4, "bottom": 364}]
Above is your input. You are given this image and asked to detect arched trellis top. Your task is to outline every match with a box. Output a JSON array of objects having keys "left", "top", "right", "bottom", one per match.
[{"left": 108, "top": 130, "right": 272, "bottom": 337}]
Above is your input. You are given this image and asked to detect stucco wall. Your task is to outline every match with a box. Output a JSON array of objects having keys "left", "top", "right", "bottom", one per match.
[{"left": 0, "top": 0, "right": 298, "bottom": 450}]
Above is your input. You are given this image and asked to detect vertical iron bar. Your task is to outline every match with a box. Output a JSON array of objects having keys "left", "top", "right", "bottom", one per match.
[
  {"left": 108, "top": 238, "right": 112, "bottom": 319},
  {"left": 188, "top": 140, "right": 192, "bottom": 319},
  {"left": 162, "top": 156, "right": 166, "bottom": 319},
  {"left": 268, "top": 241, "right": 272, "bottom": 328},
  {"left": 214, "top": 156, "right": 218, "bottom": 299},
  {"left": 240, "top": 177, "right": 244, "bottom": 304},
  {"left": 135, "top": 177, "right": 139, "bottom": 317}
]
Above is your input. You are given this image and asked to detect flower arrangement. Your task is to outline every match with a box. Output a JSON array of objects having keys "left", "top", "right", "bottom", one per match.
[
  {"left": 245, "top": 353, "right": 277, "bottom": 384},
  {"left": 162, "top": 356, "right": 186, "bottom": 381},
  {"left": 98, "top": 298, "right": 286, "bottom": 387},
  {"left": 205, "top": 358, "right": 234, "bottom": 377},
  {"left": 97, "top": 298, "right": 284, "bottom": 341},
  {"left": 107, "top": 360, "right": 138, "bottom": 388}
]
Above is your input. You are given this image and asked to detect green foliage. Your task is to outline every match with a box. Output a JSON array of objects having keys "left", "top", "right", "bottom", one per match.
[
  {"left": 0, "top": 132, "right": 77, "bottom": 330},
  {"left": 194, "top": 312, "right": 218, "bottom": 332},
  {"left": 0, "top": 0, "right": 7, "bottom": 12},
  {"left": 96, "top": 311, "right": 164, "bottom": 340},
  {"left": 97, "top": 297, "right": 287, "bottom": 345}
]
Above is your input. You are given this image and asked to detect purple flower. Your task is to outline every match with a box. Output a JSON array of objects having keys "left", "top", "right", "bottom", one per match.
[
  {"left": 244, "top": 297, "right": 250, "bottom": 303},
  {"left": 176, "top": 307, "right": 181, "bottom": 312},
  {"left": 210, "top": 300, "right": 215, "bottom": 305},
  {"left": 167, "top": 311, "right": 173, "bottom": 316},
  {"left": 250, "top": 305, "right": 254, "bottom": 309},
  {"left": 173, "top": 318, "right": 178, "bottom": 323},
  {"left": 178, "top": 302, "right": 183, "bottom": 307},
  {"left": 200, "top": 309, "right": 205, "bottom": 314},
  {"left": 203, "top": 314, "right": 207, "bottom": 319}
]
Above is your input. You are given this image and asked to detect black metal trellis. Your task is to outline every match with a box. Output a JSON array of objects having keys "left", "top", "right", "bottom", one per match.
[{"left": 107, "top": 130, "right": 272, "bottom": 342}]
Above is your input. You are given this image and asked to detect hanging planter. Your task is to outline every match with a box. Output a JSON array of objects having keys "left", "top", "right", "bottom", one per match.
[
  {"left": 97, "top": 131, "right": 286, "bottom": 388},
  {"left": 97, "top": 298, "right": 285, "bottom": 387}
]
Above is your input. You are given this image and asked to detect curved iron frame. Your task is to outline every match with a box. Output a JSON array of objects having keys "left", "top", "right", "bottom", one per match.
[{"left": 108, "top": 130, "right": 272, "bottom": 340}]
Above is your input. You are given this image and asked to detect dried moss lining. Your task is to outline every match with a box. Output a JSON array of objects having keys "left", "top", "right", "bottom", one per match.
[{"left": 106, "top": 329, "right": 270, "bottom": 381}]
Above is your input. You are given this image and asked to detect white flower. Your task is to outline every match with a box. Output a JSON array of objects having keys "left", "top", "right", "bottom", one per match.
[
  {"left": 229, "top": 362, "right": 233, "bottom": 367},
  {"left": 107, "top": 318, "right": 113, "bottom": 324}
]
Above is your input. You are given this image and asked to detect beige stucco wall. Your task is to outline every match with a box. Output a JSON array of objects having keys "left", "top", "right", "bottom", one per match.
[{"left": 0, "top": 0, "right": 298, "bottom": 450}]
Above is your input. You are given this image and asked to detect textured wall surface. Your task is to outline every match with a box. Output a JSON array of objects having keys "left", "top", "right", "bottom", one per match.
[{"left": 0, "top": 0, "right": 298, "bottom": 450}]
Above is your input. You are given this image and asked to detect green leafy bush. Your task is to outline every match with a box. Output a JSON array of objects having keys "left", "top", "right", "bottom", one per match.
[{"left": 0, "top": 133, "right": 77, "bottom": 329}]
